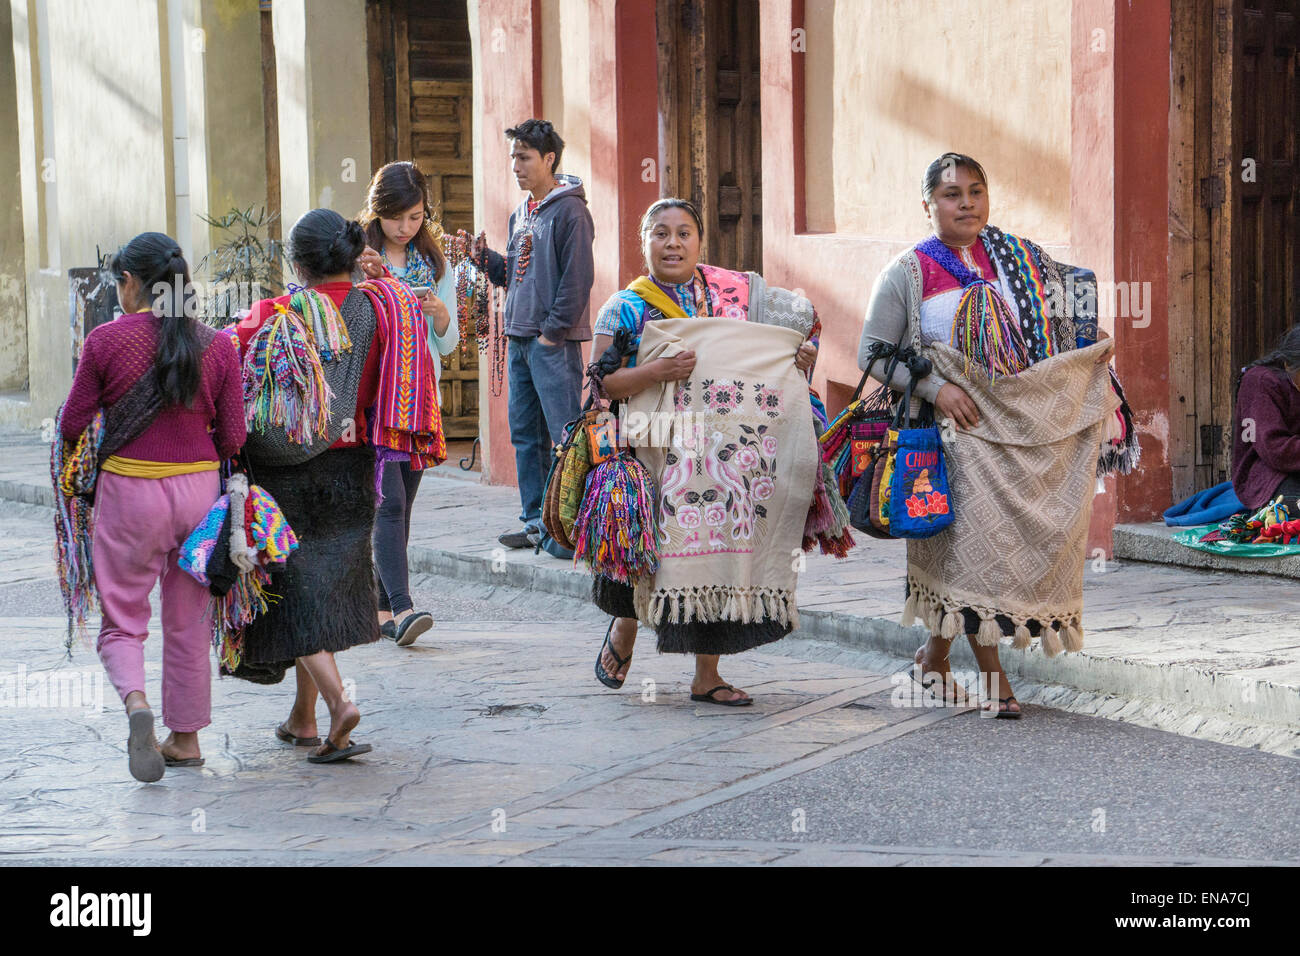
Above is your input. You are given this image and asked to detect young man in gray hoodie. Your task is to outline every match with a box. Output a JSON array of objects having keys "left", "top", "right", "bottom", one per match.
[{"left": 474, "top": 119, "right": 595, "bottom": 558}]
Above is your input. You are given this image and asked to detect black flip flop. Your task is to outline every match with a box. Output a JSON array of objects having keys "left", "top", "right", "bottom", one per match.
[
  {"left": 276, "top": 722, "right": 322, "bottom": 747},
  {"left": 307, "top": 739, "right": 374, "bottom": 764},
  {"left": 163, "top": 754, "right": 204, "bottom": 767},
  {"left": 985, "top": 696, "right": 1023, "bottom": 720},
  {"left": 594, "top": 619, "right": 632, "bottom": 690},
  {"left": 690, "top": 684, "right": 753, "bottom": 707}
]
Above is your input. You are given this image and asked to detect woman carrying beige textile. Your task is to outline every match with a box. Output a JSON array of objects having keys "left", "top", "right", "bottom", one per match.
[{"left": 858, "top": 153, "right": 1137, "bottom": 718}]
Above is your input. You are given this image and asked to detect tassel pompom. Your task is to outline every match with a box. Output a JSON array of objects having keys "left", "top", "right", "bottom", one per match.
[
  {"left": 940, "top": 610, "right": 963, "bottom": 640},
  {"left": 1012, "top": 622, "right": 1033, "bottom": 649},
  {"left": 1040, "top": 624, "right": 1065, "bottom": 658},
  {"left": 976, "top": 615, "right": 1002, "bottom": 646},
  {"left": 1062, "top": 622, "right": 1084, "bottom": 653},
  {"left": 900, "top": 591, "right": 918, "bottom": 628}
]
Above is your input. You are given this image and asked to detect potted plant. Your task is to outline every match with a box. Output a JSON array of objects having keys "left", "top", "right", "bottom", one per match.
[{"left": 196, "top": 206, "right": 283, "bottom": 325}]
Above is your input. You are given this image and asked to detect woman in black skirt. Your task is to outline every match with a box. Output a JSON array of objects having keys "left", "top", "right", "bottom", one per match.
[{"left": 231, "top": 209, "right": 383, "bottom": 762}]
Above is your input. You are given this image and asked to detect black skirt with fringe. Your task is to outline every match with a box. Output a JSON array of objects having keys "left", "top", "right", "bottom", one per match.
[
  {"left": 591, "top": 575, "right": 791, "bottom": 656},
  {"left": 240, "top": 446, "right": 380, "bottom": 672}
]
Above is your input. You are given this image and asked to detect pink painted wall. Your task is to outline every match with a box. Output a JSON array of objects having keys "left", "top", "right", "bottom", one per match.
[
  {"left": 1113, "top": 0, "right": 1173, "bottom": 523},
  {"left": 474, "top": 0, "right": 541, "bottom": 486}
]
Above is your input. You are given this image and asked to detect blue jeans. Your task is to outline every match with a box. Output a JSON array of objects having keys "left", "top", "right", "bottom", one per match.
[{"left": 507, "top": 334, "right": 583, "bottom": 536}]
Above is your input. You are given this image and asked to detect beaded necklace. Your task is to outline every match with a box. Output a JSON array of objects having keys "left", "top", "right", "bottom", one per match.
[
  {"left": 513, "top": 184, "right": 556, "bottom": 282},
  {"left": 445, "top": 230, "right": 506, "bottom": 396}
]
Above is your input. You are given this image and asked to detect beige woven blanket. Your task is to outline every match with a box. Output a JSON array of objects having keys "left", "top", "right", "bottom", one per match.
[
  {"left": 904, "top": 340, "right": 1119, "bottom": 656},
  {"left": 626, "top": 318, "right": 818, "bottom": 629}
]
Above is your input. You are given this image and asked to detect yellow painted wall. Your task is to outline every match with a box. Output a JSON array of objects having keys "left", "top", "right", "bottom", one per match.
[
  {"left": 193, "top": 0, "right": 268, "bottom": 264},
  {"left": 273, "top": 0, "right": 370, "bottom": 239},
  {"left": 4, "top": 0, "right": 171, "bottom": 426},
  {"left": 540, "top": 0, "right": 591, "bottom": 190},
  {"left": 804, "top": 0, "right": 1072, "bottom": 245},
  {"left": 0, "top": 2, "right": 28, "bottom": 392}
]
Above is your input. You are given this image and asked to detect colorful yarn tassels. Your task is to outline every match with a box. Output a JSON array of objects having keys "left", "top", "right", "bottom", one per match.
[
  {"left": 803, "top": 461, "right": 855, "bottom": 558},
  {"left": 50, "top": 406, "right": 103, "bottom": 652},
  {"left": 949, "top": 280, "right": 1032, "bottom": 380},
  {"left": 243, "top": 303, "right": 332, "bottom": 444},
  {"left": 572, "top": 454, "right": 662, "bottom": 584},
  {"left": 214, "top": 567, "right": 276, "bottom": 672},
  {"left": 290, "top": 287, "right": 352, "bottom": 362}
]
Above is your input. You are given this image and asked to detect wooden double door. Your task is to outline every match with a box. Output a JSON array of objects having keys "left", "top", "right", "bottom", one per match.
[
  {"left": 656, "top": 0, "right": 763, "bottom": 273},
  {"left": 367, "top": 0, "right": 477, "bottom": 439},
  {"left": 1175, "top": 0, "right": 1300, "bottom": 489}
]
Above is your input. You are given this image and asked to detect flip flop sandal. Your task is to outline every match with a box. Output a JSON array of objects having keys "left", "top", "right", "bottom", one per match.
[
  {"left": 307, "top": 739, "right": 374, "bottom": 764},
  {"left": 907, "top": 662, "right": 968, "bottom": 706},
  {"left": 594, "top": 619, "right": 632, "bottom": 690},
  {"left": 127, "top": 708, "right": 165, "bottom": 783},
  {"left": 163, "top": 755, "right": 205, "bottom": 767},
  {"left": 986, "top": 696, "right": 1023, "bottom": 720},
  {"left": 690, "top": 684, "right": 753, "bottom": 707},
  {"left": 394, "top": 611, "right": 434, "bottom": 647},
  {"left": 275, "top": 723, "right": 322, "bottom": 747}
]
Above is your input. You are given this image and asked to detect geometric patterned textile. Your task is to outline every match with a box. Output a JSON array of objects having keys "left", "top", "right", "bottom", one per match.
[{"left": 905, "top": 341, "right": 1119, "bottom": 656}]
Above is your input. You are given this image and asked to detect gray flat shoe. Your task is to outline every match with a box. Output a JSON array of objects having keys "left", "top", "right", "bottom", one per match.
[{"left": 127, "top": 709, "right": 165, "bottom": 783}]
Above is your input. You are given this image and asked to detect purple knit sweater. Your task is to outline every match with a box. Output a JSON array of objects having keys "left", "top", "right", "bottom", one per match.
[
  {"left": 60, "top": 312, "right": 246, "bottom": 462},
  {"left": 1231, "top": 365, "right": 1300, "bottom": 508}
]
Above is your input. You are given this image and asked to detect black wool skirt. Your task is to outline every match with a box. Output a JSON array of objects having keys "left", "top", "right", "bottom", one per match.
[
  {"left": 241, "top": 446, "right": 380, "bottom": 670},
  {"left": 592, "top": 574, "right": 791, "bottom": 656}
]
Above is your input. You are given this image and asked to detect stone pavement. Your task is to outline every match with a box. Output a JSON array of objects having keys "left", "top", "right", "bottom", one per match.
[
  {"left": 3, "top": 426, "right": 1296, "bottom": 755},
  {"left": 1, "top": 498, "right": 1297, "bottom": 866}
]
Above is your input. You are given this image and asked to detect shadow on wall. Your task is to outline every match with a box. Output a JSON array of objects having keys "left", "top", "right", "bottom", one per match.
[{"left": 883, "top": 70, "right": 1071, "bottom": 238}]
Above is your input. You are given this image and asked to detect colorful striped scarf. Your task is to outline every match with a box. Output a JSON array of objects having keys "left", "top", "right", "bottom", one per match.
[{"left": 357, "top": 275, "right": 447, "bottom": 469}]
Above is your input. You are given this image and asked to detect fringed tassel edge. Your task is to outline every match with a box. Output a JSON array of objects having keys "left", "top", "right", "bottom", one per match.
[
  {"left": 647, "top": 585, "right": 798, "bottom": 630},
  {"left": 904, "top": 572, "right": 1085, "bottom": 656}
]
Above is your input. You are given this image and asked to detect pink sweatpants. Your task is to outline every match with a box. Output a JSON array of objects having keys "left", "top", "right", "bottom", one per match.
[{"left": 93, "top": 470, "right": 220, "bottom": 733}]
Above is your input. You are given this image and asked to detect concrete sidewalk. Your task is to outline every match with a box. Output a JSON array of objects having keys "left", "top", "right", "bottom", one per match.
[{"left": 3, "top": 426, "right": 1297, "bottom": 756}]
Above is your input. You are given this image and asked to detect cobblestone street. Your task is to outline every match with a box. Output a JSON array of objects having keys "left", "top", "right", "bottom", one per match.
[{"left": 1, "top": 498, "right": 1296, "bottom": 867}]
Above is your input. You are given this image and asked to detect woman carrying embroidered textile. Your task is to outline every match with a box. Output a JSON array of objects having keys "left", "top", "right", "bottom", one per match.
[
  {"left": 59, "top": 232, "right": 245, "bottom": 782},
  {"left": 1232, "top": 326, "right": 1300, "bottom": 510},
  {"left": 589, "top": 198, "right": 819, "bottom": 706},
  {"left": 858, "top": 153, "right": 1137, "bottom": 717},
  {"left": 355, "top": 161, "right": 457, "bottom": 647},
  {"left": 233, "top": 209, "right": 384, "bottom": 762}
]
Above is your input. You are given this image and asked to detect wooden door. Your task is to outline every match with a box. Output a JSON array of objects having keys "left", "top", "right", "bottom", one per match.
[
  {"left": 367, "top": 0, "right": 478, "bottom": 439},
  {"left": 1171, "top": 0, "right": 1299, "bottom": 490},
  {"left": 656, "top": 0, "right": 762, "bottom": 273},
  {"left": 1231, "top": 1, "right": 1299, "bottom": 374}
]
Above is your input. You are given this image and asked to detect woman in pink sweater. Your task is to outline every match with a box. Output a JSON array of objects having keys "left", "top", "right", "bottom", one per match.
[{"left": 60, "top": 231, "right": 245, "bottom": 782}]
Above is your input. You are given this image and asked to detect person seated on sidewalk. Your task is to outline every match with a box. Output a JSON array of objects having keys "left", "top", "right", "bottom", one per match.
[{"left": 1233, "top": 324, "right": 1300, "bottom": 509}]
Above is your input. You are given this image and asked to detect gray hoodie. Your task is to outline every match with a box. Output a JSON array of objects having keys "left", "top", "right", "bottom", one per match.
[{"left": 483, "top": 174, "right": 595, "bottom": 342}]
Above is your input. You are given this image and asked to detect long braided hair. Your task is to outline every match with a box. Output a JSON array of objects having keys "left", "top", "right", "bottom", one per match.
[{"left": 109, "top": 232, "right": 201, "bottom": 408}]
